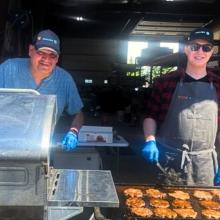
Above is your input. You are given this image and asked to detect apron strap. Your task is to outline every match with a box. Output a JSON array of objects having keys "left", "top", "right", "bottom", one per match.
[
  {"left": 157, "top": 141, "right": 218, "bottom": 174},
  {"left": 212, "top": 149, "right": 219, "bottom": 174},
  {"left": 181, "top": 150, "right": 191, "bottom": 170},
  {"left": 181, "top": 148, "right": 218, "bottom": 174}
]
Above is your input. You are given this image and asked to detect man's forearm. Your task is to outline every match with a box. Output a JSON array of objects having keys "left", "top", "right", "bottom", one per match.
[
  {"left": 70, "top": 111, "right": 84, "bottom": 132},
  {"left": 143, "top": 117, "right": 157, "bottom": 141}
]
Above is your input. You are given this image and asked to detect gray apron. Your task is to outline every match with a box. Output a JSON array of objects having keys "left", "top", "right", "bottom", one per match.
[{"left": 157, "top": 80, "right": 218, "bottom": 186}]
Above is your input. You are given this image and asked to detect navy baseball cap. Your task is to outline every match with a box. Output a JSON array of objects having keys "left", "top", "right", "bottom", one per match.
[
  {"left": 33, "top": 29, "right": 60, "bottom": 54},
  {"left": 187, "top": 27, "right": 214, "bottom": 44}
]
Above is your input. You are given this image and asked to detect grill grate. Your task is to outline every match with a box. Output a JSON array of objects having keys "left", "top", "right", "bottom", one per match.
[{"left": 114, "top": 184, "right": 220, "bottom": 220}]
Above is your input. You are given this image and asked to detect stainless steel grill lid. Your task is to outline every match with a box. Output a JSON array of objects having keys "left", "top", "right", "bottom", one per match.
[{"left": 0, "top": 89, "right": 56, "bottom": 161}]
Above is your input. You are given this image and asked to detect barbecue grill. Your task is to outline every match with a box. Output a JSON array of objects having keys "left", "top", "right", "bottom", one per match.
[{"left": 0, "top": 89, "right": 119, "bottom": 220}]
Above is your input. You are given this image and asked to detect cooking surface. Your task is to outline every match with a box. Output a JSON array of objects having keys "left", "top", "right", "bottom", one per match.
[
  {"left": 113, "top": 184, "right": 220, "bottom": 219},
  {"left": 48, "top": 169, "right": 119, "bottom": 208}
]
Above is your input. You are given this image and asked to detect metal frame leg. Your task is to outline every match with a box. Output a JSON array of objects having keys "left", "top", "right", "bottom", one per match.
[{"left": 45, "top": 206, "right": 83, "bottom": 220}]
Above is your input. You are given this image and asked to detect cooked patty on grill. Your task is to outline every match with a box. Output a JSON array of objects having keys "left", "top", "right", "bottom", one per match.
[
  {"left": 154, "top": 208, "right": 177, "bottom": 219},
  {"left": 200, "top": 200, "right": 220, "bottom": 210},
  {"left": 125, "top": 197, "right": 145, "bottom": 208},
  {"left": 193, "top": 190, "right": 213, "bottom": 200},
  {"left": 201, "top": 209, "right": 220, "bottom": 219},
  {"left": 173, "top": 208, "right": 197, "bottom": 219},
  {"left": 145, "top": 188, "right": 166, "bottom": 199},
  {"left": 130, "top": 207, "right": 153, "bottom": 217},
  {"left": 150, "top": 198, "right": 170, "bottom": 208},
  {"left": 124, "top": 188, "right": 143, "bottom": 198},
  {"left": 168, "top": 190, "right": 190, "bottom": 200},
  {"left": 172, "top": 199, "right": 192, "bottom": 208},
  {"left": 211, "top": 190, "right": 220, "bottom": 199}
]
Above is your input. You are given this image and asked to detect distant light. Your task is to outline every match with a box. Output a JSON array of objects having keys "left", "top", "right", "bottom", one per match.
[
  {"left": 67, "top": 15, "right": 92, "bottom": 22},
  {"left": 134, "top": 88, "right": 139, "bottom": 91},
  {"left": 127, "top": 41, "right": 148, "bottom": 64},
  {"left": 104, "top": 80, "right": 108, "bottom": 84},
  {"left": 76, "top": 16, "right": 84, "bottom": 21},
  {"left": 166, "top": 0, "right": 174, "bottom": 1},
  {"left": 85, "top": 79, "right": 93, "bottom": 84}
]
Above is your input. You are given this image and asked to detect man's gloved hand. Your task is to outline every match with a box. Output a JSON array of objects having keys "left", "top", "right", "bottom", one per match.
[
  {"left": 141, "top": 140, "right": 159, "bottom": 163},
  {"left": 61, "top": 131, "right": 78, "bottom": 151},
  {"left": 215, "top": 169, "right": 220, "bottom": 186}
]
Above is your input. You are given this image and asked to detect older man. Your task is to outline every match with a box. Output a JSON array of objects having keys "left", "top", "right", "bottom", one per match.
[{"left": 0, "top": 29, "right": 84, "bottom": 151}]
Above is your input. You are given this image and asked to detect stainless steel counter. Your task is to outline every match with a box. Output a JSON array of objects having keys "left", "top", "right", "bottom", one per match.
[{"left": 48, "top": 169, "right": 119, "bottom": 208}]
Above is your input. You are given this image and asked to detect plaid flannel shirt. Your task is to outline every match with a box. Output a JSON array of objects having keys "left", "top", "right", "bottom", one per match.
[{"left": 145, "top": 68, "right": 220, "bottom": 129}]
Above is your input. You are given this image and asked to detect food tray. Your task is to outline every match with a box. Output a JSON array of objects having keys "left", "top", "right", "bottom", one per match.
[{"left": 116, "top": 184, "right": 220, "bottom": 220}]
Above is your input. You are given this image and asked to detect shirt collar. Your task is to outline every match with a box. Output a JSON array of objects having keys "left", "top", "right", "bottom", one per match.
[{"left": 178, "top": 67, "right": 213, "bottom": 83}]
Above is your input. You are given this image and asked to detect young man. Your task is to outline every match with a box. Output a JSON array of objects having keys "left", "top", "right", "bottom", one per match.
[
  {"left": 142, "top": 27, "right": 220, "bottom": 185},
  {"left": 0, "top": 29, "right": 84, "bottom": 151}
]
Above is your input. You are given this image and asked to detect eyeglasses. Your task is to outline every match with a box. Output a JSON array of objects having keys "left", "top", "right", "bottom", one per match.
[
  {"left": 35, "top": 50, "right": 58, "bottom": 60},
  {"left": 188, "top": 43, "right": 213, "bottom": 52}
]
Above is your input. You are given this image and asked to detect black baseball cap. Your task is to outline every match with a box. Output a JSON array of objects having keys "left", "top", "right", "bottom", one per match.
[
  {"left": 33, "top": 29, "right": 60, "bottom": 54},
  {"left": 187, "top": 27, "right": 214, "bottom": 44}
]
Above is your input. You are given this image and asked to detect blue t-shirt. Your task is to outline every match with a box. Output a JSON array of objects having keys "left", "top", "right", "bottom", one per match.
[{"left": 0, "top": 58, "right": 83, "bottom": 120}]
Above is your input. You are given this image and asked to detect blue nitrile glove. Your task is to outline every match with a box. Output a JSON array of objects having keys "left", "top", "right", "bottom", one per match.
[
  {"left": 141, "top": 140, "right": 159, "bottom": 163},
  {"left": 215, "top": 169, "right": 220, "bottom": 186},
  {"left": 61, "top": 131, "right": 78, "bottom": 151}
]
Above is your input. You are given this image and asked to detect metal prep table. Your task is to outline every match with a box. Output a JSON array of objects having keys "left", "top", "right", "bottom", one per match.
[
  {"left": 0, "top": 89, "right": 119, "bottom": 220},
  {"left": 53, "top": 134, "right": 129, "bottom": 181}
]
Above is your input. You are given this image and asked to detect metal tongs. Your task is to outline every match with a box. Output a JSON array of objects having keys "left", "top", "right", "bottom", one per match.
[
  {"left": 156, "top": 161, "right": 168, "bottom": 175},
  {"left": 156, "top": 161, "right": 174, "bottom": 182},
  {"left": 156, "top": 161, "right": 183, "bottom": 184}
]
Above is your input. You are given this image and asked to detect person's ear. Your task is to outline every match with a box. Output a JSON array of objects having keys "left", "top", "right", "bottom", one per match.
[
  {"left": 184, "top": 45, "right": 189, "bottom": 56},
  {"left": 28, "top": 45, "right": 35, "bottom": 57}
]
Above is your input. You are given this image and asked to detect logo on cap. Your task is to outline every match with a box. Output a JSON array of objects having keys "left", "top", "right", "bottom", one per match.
[{"left": 195, "top": 31, "right": 210, "bottom": 36}]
